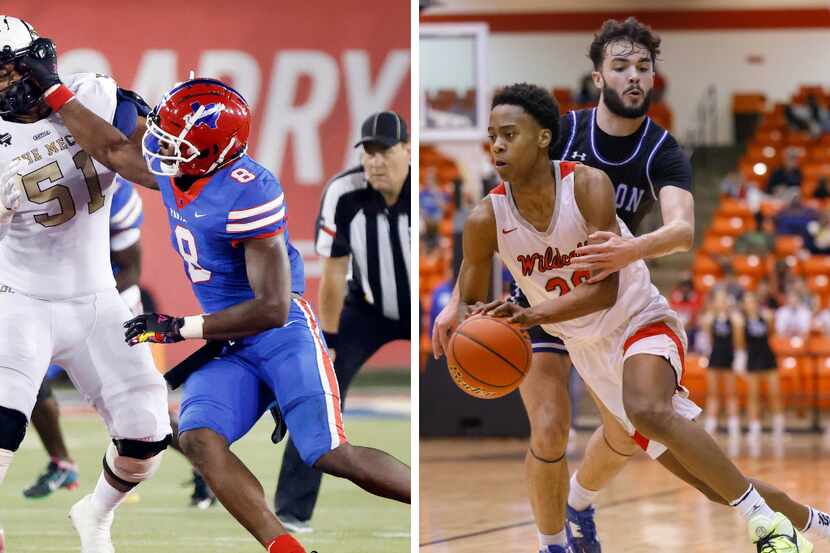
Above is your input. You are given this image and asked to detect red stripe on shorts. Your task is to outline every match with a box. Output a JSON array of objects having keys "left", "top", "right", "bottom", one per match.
[
  {"left": 623, "top": 322, "right": 687, "bottom": 452},
  {"left": 296, "top": 297, "right": 347, "bottom": 444}
]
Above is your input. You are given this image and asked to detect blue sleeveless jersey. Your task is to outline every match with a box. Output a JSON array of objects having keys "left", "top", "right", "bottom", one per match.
[{"left": 154, "top": 155, "right": 305, "bottom": 314}]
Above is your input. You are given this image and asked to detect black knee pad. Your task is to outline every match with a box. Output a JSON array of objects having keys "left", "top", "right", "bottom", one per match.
[
  {"left": 113, "top": 434, "right": 172, "bottom": 459},
  {"left": 35, "top": 379, "right": 54, "bottom": 402},
  {"left": 0, "top": 405, "right": 28, "bottom": 451}
]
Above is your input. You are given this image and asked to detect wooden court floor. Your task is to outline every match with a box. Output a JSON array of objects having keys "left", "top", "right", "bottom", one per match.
[{"left": 421, "top": 432, "right": 830, "bottom": 552}]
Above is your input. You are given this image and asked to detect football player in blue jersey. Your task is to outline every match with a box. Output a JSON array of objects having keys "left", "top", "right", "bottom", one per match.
[{"left": 20, "top": 43, "right": 410, "bottom": 553}]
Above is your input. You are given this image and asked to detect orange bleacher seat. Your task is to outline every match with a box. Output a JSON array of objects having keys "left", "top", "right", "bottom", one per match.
[
  {"left": 806, "top": 274, "right": 830, "bottom": 304},
  {"left": 774, "top": 235, "right": 803, "bottom": 257},
  {"left": 732, "top": 254, "right": 767, "bottom": 278},
  {"left": 801, "top": 163, "right": 830, "bottom": 182},
  {"left": 717, "top": 198, "right": 753, "bottom": 218},
  {"left": 693, "top": 273, "right": 718, "bottom": 293},
  {"left": 770, "top": 335, "right": 808, "bottom": 357},
  {"left": 701, "top": 233, "right": 734, "bottom": 256},
  {"left": 732, "top": 92, "right": 766, "bottom": 113},
  {"left": 802, "top": 255, "right": 830, "bottom": 276},
  {"left": 776, "top": 356, "right": 803, "bottom": 408},
  {"left": 760, "top": 198, "right": 784, "bottom": 218},
  {"left": 737, "top": 274, "right": 760, "bottom": 290},
  {"left": 552, "top": 87, "right": 572, "bottom": 104},
  {"left": 753, "top": 129, "right": 784, "bottom": 145},
  {"left": 802, "top": 356, "right": 830, "bottom": 409},
  {"left": 808, "top": 335, "right": 830, "bottom": 356},
  {"left": 711, "top": 216, "right": 754, "bottom": 237},
  {"left": 683, "top": 354, "right": 707, "bottom": 404},
  {"left": 692, "top": 253, "right": 722, "bottom": 276},
  {"left": 786, "top": 132, "right": 813, "bottom": 148}
]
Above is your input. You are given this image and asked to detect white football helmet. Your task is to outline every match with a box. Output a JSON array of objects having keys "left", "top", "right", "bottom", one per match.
[{"left": 0, "top": 16, "right": 42, "bottom": 118}]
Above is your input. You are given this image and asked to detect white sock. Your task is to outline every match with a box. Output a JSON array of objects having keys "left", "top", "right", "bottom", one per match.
[
  {"left": 748, "top": 421, "right": 762, "bottom": 437},
  {"left": 772, "top": 414, "right": 786, "bottom": 435},
  {"left": 730, "top": 484, "right": 775, "bottom": 520},
  {"left": 538, "top": 529, "right": 567, "bottom": 549},
  {"left": 803, "top": 506, "right": 830, "bottom": 541},
  {"left": 0, "top": 448, "right": 13, "bottom": 485},
  {"left": 728, "top": 416, "right": 741, "bottom": 434},
  {"left": 90, "top": 472, "right": 130, "bottom": 515},
  {"left": 569, "top": 473, "right": 600, "bottom": 511}
]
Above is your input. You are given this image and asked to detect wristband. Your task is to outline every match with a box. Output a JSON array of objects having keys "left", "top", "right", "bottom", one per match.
[
  {"left": 322, "top": 330, "right": 338, "bottom": 349},
  {"left": 43, "top": 84, "right": 75, "bottom": 112},
  {"left": 180, "top": 315, "right": 205, "bottom": 339}
]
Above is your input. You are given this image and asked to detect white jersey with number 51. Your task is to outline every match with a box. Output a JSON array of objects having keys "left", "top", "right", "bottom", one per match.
[{"left": 0, "top": 73, "right": 119, "bottom": 299}]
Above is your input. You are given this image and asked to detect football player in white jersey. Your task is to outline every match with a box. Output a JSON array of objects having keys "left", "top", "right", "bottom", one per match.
[
  {"left": 442, "top": 82, "right": 814, "bottom": 553},
  {"left": 0, "top": 16, "right": 171, "bottom": 553}
]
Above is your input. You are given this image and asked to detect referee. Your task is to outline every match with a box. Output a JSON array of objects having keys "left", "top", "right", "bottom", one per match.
[{"left": 275, "top": 111, "right": 411, "bottom": 532}]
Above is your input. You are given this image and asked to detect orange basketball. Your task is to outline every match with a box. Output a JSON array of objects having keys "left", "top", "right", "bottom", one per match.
[{"left": 446, "top": 315, "right": 532, "bottom": 399}]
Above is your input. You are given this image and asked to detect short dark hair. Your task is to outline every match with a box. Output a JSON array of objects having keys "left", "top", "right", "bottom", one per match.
[
  {"left": 589, "top": 17, "right": 661, "bottom": 70},
  {"left": 491, "top": 82, "right": 560, "bottom": 142}
]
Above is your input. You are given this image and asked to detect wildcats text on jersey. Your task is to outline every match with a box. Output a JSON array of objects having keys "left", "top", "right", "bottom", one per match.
[{"left": 517, "top": 241, "right": 587, "bottom": 277}]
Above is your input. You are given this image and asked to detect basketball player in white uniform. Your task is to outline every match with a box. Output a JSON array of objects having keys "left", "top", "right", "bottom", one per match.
[
  {"left": 448, "top": 82, "right": 811, "bottom": 552},
  {"left": 0, "top": 17, "right": 171, "bottom": 553}
]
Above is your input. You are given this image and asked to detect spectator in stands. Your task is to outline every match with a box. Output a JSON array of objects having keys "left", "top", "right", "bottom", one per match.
[
  {"left": 720, "top": 170, "right": 746, "bottom": 198},
  {"left": 805, "top": 207, "right": 830, "bottom": 254},
  {"left": 814, "top": 176, "right": 830, "bottom": 199},
  {"left": 774, "top": 290, "right": 813, "bottom": 339},
  {"left": 756, "top": 278, "right": 780, "bottom": 310},
  {"left": 574, "top": 73, "right": 599, "bottom": 105},
  {"left": 813, "top": 305, "right": 830, "bottom": 336},
  {"left": 428, "top": 279, "right": 453, "bottom": 336},
  {"left": 767, "top": 147, "right": 803, "bottom": 194},
  {"left": 774, "top": 194, "right": 818, "bottom": 238},
  {"left": 784, "top": 94, "right": 828, "bottom": 137},
  {"left": 720, "top": 262, "right": 745, "bottom": 301},
  {"left": 734, "top": 215, "right": 775, "bottom": 255},
  {"left": 420, "top": 166, "right": 447, "bottom": 236},
  {"left": 669, "top": 275, "right": 703, "bottom": 344}
]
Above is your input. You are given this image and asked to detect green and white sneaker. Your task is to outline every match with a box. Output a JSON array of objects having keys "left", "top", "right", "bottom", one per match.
[{"left": 749, "top": 512, "right": 813, "bottom": 553}]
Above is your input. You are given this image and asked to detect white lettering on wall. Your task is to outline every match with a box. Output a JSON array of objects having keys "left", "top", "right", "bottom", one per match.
[
  {"left": 256, "top": 51, "right": 339, "bottom": 184},
  {"left": 132, "top": 50, "right": 178, "bottom": 105},
  {"left": 342, "top": 49, "right": 410, "bottom": 169},
  {"left": 58, "top": 49, "right": 111, "bottom": 79},
  {"left": 199, "top": 50, "right": 261, "bottom": 111}
]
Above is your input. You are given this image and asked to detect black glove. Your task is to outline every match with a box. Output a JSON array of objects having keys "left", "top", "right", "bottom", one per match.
[
  {"left": 17, "top": 37, "right": 61, "bottom": 91},
  {"left": 124, "top": 313, "right": 185, "bottom": 346}
]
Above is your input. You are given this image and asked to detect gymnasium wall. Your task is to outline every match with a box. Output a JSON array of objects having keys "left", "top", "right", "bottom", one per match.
[
  {"left": 4, "top": 0, "right": 411, "bottom": 368},
  {"left": 422, "top": 6, "right": 830, "bottom": 144}
]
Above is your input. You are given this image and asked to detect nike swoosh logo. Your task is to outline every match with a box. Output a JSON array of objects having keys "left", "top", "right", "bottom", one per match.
[
  {"left": 502, "top": 228, "right": 518, "bottom": 234},
  {"left": 194, "top": 212, "right": 208, "bottom": 218}
]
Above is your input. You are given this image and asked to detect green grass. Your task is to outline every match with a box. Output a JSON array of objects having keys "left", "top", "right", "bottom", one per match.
[{"left": 0, "top": 413, "right": 410, "bottom": 552}]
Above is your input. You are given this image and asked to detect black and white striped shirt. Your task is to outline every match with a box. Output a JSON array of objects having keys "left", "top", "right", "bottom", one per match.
[{"left": 316, "top": 165, "right": 411, "bottom": 322}]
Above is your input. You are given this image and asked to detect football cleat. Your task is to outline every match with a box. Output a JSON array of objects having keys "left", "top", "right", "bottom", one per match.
[
  {"left": 23, "top": 460, "right": 79, "bottom": 498},
  {"left": 69, "top": 494, "right": 115, "bottom": 553},
  {"left": 277, "top": 514, "right": 313, "bottom": 534},
  {"left": 270, "top": 404, "right": 287, "bottom": 444},
  {"left": 749, "top": 512, "right": 813, "bottom": 552},
  {"left": 566, "top": 504, "right": 601, "bottom": 553},
  {"left": 190, "top": 471, "right": 217, "bottom": 509}
]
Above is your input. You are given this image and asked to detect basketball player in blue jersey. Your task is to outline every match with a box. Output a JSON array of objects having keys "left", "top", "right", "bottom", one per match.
[
  {"left": 435, "top": 19, "right": 830, "bottom": 552},
  {"left": 20, "top": 46, "right": 410, "bottom": 553},
  {"left": 22, "top": 175, "right": 144, "bottom": 500}
]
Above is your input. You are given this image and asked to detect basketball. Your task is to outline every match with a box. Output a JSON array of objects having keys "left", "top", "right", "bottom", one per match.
[{"left": 446, "top": 314, "right": 532, "bottom": 399}]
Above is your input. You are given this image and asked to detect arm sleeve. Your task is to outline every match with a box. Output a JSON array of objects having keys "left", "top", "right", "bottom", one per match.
[
  {"left": 649, "top": 134, "right": 693, "bottom": 193},
  {"left": 110, "top": 175, "right": 144, "bottom": 233},
  {"left": 221, "top": 170, "right": 287, "bottom": 244},
  {"left": 315, "top": 176, "right": 353, "bottom": 258}
]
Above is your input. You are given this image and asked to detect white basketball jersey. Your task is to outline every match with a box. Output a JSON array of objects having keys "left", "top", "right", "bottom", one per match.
[
  {"left": 491, "top": 161, "right": 671, "bottom": 344},
  {"left": 0, "top": 73, "right": 119, "bottom": 299}
]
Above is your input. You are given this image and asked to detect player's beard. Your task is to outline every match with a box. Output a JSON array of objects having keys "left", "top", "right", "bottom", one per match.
[{"left": 601, "top": 82, "right": 652, "bottom": 119}]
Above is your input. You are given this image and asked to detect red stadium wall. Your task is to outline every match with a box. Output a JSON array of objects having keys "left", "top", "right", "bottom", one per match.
[{"left": 5, "top": 1, "right": 411, "bottom": 368}]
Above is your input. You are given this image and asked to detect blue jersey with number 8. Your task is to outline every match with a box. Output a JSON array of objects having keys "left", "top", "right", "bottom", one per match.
[{"left": 156, "top": 154, "right": 305, "bottom": 314}]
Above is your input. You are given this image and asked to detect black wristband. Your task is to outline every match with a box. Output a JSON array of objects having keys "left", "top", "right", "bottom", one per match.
[{"left": 322, "top": 330, "right": 338, "bottom": 349}]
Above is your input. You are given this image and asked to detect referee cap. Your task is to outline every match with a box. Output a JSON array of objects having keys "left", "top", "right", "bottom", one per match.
[{"left": 354, "top": 111, "right": 408, "bottom": 148}]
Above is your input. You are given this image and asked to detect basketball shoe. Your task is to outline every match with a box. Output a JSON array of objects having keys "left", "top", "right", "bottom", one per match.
[
  {"left": 23, "top": 459, "right": 79, "bottom": 498},
  {"left": 749, "top": 512, "right": 813, "bottom": 552},
  {"left": 566, "top": 505, "right": 601, "bottom": 552},
  {"left": 540, "top": 545, "right": 573, "bottom": 553}
]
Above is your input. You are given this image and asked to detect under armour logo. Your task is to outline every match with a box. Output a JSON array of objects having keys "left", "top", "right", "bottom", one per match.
[
  {"left": 186, "top": 102, "right": 225, "bottom": 129},
  {"left": 0, "top": 133, "right": 12, "bottom": 147},
  {"left": 571, "top": 151, "right": 587, "bottom": 161},
  {"left": 819, "top": 513, "right": 830, "bottom": 526},
  {"left": 0, "top": 284, "right": 13, "bottom": 294}
]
